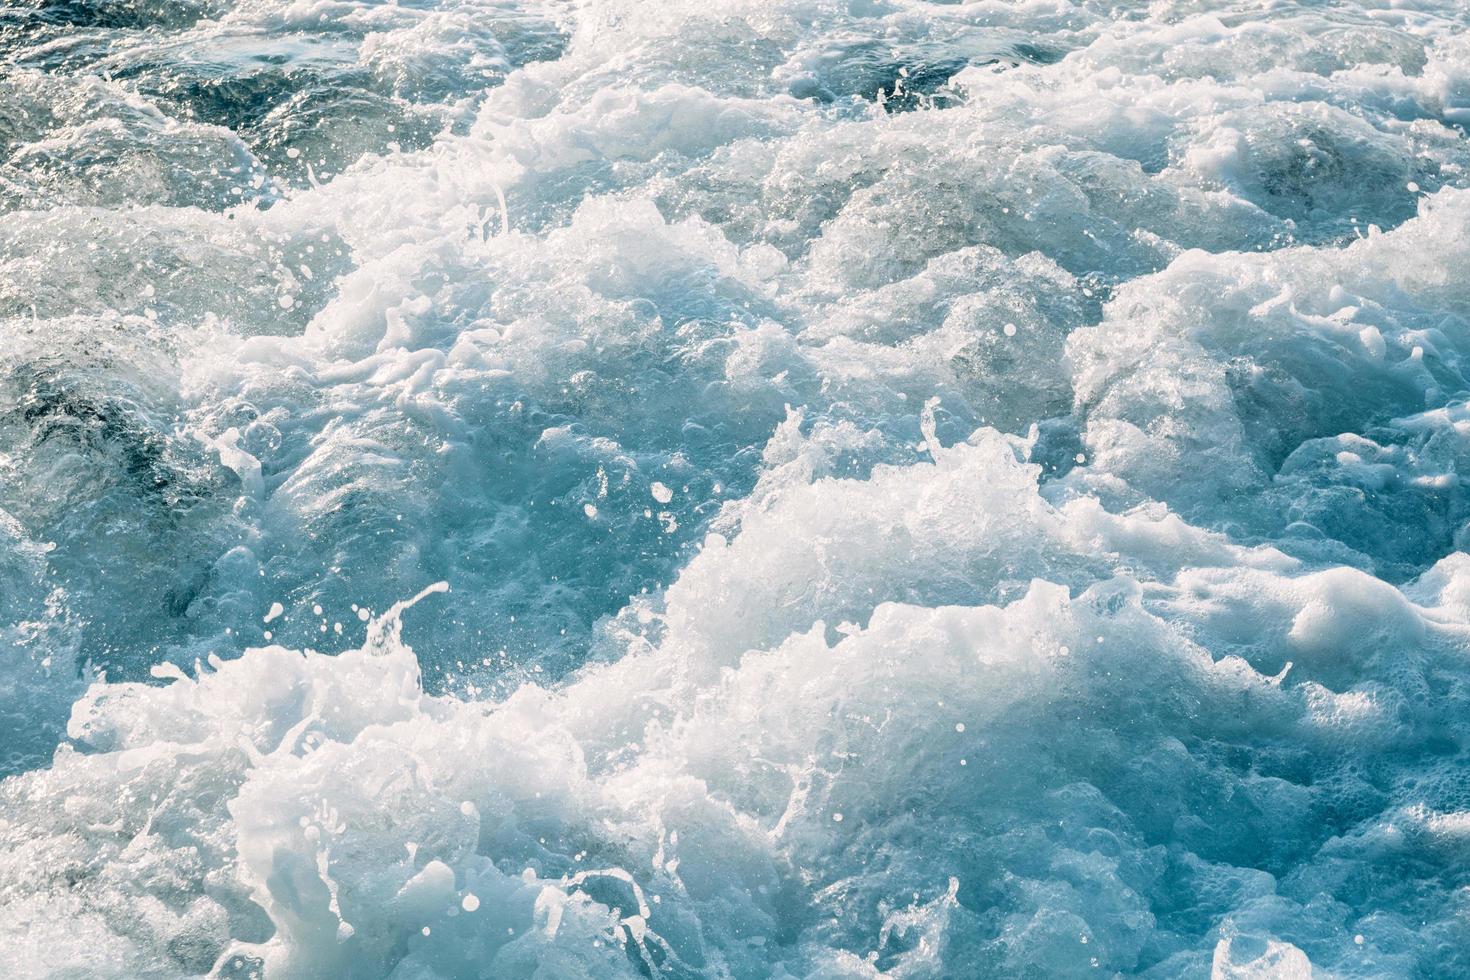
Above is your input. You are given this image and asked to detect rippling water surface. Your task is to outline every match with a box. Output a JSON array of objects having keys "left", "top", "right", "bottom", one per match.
[{"left": 3, "top": 0, "right": 1470, "bottom": 976}]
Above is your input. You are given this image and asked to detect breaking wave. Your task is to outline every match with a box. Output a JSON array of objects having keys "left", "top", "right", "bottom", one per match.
[{"left": 4, "top": 0, "right": 1470, "bottom": 975}]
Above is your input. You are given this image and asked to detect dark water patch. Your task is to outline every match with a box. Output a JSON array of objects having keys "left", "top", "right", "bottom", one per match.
[
  {"left": 791, "top": 37, "right": 1071, "bottom": 112},
  {"left": 18, "top": 0, "right": 224, "bottom": 31}
]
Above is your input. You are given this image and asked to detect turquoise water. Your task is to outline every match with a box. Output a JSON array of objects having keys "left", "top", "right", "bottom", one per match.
[{"left": 3, "top": 0, "right": 1470, "bottom": 976}]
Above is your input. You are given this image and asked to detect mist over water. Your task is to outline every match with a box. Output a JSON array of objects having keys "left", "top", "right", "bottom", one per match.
[{"left": 4, "top": 0, "right": 1470, "bottom": 976}]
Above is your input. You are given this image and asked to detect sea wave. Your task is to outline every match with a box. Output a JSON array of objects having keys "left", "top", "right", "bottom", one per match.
[{"left": 3, "top": 0, "right": 1470, "bottom": 976}]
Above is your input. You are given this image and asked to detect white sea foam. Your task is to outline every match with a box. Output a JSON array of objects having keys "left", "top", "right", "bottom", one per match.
[{"left": 3, "top": 0, "right": 1470, "bottom": 976}]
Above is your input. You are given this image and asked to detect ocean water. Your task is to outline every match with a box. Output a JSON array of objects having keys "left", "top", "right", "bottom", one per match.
[{"left": 2, "top": 0, "right": 1470, "bottom": 975}]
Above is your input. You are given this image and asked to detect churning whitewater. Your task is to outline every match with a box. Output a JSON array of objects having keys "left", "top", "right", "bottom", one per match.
[{"left": 2, "top": 0, "right": 1470, "bottom": 976}]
